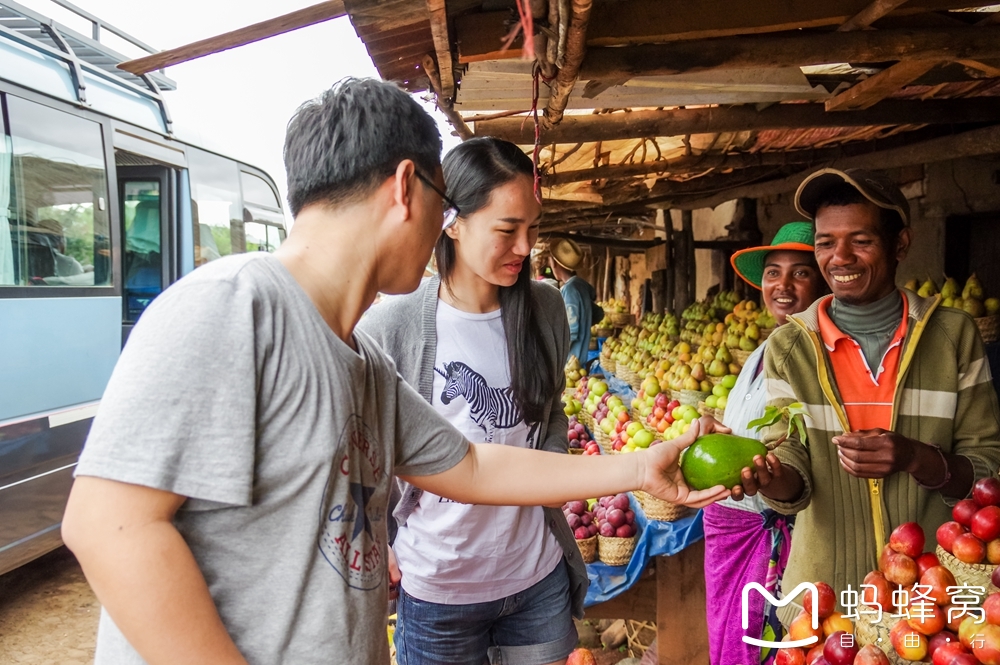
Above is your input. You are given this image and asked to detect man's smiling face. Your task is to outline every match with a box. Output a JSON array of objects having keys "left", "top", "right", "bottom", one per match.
[{"left": 813, "top": 201, "right": 908, "bottom": 306}]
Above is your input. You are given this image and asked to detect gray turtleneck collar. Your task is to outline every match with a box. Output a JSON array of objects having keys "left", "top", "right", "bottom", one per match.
[{"left": 828, "top": 290, "right": 904, "bottom": 373}]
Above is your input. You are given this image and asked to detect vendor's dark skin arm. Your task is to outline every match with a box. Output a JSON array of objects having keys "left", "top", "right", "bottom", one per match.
[
  {"left": 834, "top": 429, "right": 973, "bottom": 498},
  {"left": 731, "top": 451, "right": 805, "bottom": 503}
]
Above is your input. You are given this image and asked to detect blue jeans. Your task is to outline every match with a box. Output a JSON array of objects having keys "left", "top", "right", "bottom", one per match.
[{"left": 395, "top": 559, "right": 577, "bottom": 665}]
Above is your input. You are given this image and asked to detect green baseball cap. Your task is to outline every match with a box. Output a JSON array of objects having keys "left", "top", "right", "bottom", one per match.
[{"left": 730, "top": 222, "right": 815, "bottom": 290}]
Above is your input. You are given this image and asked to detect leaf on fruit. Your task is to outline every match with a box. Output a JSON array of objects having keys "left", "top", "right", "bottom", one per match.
[{"left": 749, "top": 404, "right": 811, "bottom": 446}]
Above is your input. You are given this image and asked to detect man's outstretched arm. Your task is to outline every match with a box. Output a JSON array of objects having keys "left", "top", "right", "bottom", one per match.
[
  {"left": 62, "top": 477, "right": 248, "bottom": 665},
  {"left": 401, "top": 418, "right": 731, "bottom": 509}
]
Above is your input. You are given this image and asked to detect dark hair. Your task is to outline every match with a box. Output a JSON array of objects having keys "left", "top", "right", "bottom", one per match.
[
  {"left": 437, "top": 137, "right": 556, "bottom": 425},
  {"left": 813, "top": 182, "right": 905, "bottom": 248},
  {"left": 283, "top": 78, "right": 442, "bottom": 216}
]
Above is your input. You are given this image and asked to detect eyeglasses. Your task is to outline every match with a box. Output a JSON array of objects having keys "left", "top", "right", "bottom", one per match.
[{"left": 414, "top": 170, "right": 460, "bottom": 230}]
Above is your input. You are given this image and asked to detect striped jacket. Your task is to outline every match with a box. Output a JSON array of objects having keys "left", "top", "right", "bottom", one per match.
[{"left": 761, "top": 289, "right": 1000, "bottom": 609}]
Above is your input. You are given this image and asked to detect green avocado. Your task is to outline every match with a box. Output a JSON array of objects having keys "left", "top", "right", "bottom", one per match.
[{"left": 680, "top": 433, "right": 768, "bottom": 490}]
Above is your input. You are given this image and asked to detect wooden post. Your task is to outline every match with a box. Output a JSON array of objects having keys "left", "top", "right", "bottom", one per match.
[
  {"left": 683, "top": 210, "right": 695, "bottom": 308},
  {"left": 603, "top": 247, "right": 613, "bottom": 302},
  {"left": 656, "top": 541, "right": 709, "bottom": 665},
  {"left": 664, "top": 220, "right": 676, "bottom": 314}
]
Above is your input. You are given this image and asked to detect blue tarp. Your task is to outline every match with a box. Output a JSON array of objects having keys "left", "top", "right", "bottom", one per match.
[
  {"left": 583, "top": 495, "right": 704, "bottom": 606},
  {"left": 580, "top": 363, "right": 704, "bottom": 607}
]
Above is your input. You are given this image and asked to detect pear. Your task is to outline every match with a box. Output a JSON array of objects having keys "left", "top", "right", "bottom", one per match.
[
  {"left": 726, "top": 333, "right": 740, "bottom": 349},
  {"left": 716, "top": 346, "right": 733, "bottom": 364},
  {"left": 691, "top": 362, "right": 707, "bottom": 382},
  {"left": 941, "top": 277, "right": 959, "bottom": 300},
  {"left": 700, "top": 380, "right": 712, "bottom": 393},
  {"left": 682, "top": 376, "right": 701, "bottom": 391},
  {"left": 904, "top": 278, "right": 919, "bottom": 292},
  {"left": 746, "top": 323, "right": 760, "bottom": 341},
  {"left": 739, "top": 335, "right": 757, "bottom": 352},
  {"left": 708, "top": 359, "right": 728, "bottom": 377},
  {"left": 963, "top": 273, "right": 984, "bottom": 300},
  {"left": 987, "top": 298, "right": 1000, "bottom": 315},
  {"left": 954, "top": 297, "right": 965, "bottom": 310},
  {"left": 943, "top": 297, "right": 955, "bottom": 309},
  {"left": 729, "top": 362, "right": 742, "bottom": 375},
  {"left": 964, "top": 298, "right": 986, "bottom": 318},
  {"left": 917, "top": 278, "right": 938, "bottom": 298}
]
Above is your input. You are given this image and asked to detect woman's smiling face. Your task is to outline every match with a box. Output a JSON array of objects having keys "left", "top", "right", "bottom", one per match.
[{"left": 761, "top": 249, "right": 825, "bottom": 326}]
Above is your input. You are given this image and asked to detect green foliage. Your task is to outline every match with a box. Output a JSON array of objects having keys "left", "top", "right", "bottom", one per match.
[{"left": 748, "top": 402, "right": 811, "bottom": 446}]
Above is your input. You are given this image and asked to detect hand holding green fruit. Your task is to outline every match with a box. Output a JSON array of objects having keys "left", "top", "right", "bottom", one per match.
[{"left": 642, "top": 418, "right": 732, "bottom": 508}]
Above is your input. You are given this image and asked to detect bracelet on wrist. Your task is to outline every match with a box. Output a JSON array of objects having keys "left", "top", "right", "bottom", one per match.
[{"left": 915, "top": 443, "right": 951, "bottom": 491}]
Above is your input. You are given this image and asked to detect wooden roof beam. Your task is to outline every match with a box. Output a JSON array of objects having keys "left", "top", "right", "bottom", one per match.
[
  {"left": 545, "top": 0, "right": 593, "bottom": 126},
  {"left": 426, "top": 0, "right": 455, "bottom": 99},
  {"left": 825, "top": 59, "right": 940, "bottom": 110},
  {"left": 475, "top": 98, "right": 1000, "bottom": 145},
  {"left": 119, "top": 1, "right": 346, "bottom": 75},
  {"left": 578, "top": 26, "right": 1000, "bottom": 80},
  {"left": 838, "top": 0, "right": 913, "bottom": 31},
  {"left": 421, "top": 55, "right": 472, "bottom": 140}
]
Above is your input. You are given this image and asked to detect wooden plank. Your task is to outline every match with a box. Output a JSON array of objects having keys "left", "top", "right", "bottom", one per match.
[
  {"left": 545, "top": 0, "right": 594, "bottom": 125},
  {"left": 583, "top": 568, "right": 658, "bottom": 621},
  {"left": 475, "top": 98, "right": 1000, "bottom": 145},
  {"left": 654, "top": 531, "right": 707, "bottom": 665},
  {"left": 119, "top": 0, "right": 346, "bottom": 75},
  {"left": 456, "top": 11, "right": 523, "bottom": 63},
  {"left": 825, "top": 59, "right": 940, "bottom": 110},
  {"left": 583, "top": 0, "right": 979, "bottom": 46},
  {"left": 578, "top": 26, "right": 1000, "bottom": 81},
  {"left": 421, "top": 55, "right": 473, "bottom": 140},
  {"left": 838, "top": 0, "right": 913, "bottom": 31},
  {"left": 426, "top": 0, "right": 455, "bottom": 99}
]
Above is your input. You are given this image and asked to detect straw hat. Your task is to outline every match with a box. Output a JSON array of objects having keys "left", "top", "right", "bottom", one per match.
[
  {"left": 551, "top": 238, "right": 583, "bottom": 271},
  {"left": 730, "top": 222, "right": 815, "bottom": 290}
]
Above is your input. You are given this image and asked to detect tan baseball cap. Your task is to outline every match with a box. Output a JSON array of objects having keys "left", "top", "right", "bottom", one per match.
[{"left": 795, "top": 168, "right": 910, "bottom": 226}]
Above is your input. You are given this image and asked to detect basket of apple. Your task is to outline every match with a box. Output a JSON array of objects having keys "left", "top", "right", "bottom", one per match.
[
  {"left": 567, "top": 416, "right": 593, "bottom": 455},
  {"left": 564, "top": 500, "right": 599, "bottom": 563},
  {"left": 936, "top": 478, "right": 1000, "bottom": 590},
  {"left": 779, "top": 581, "right": 867, "bottom": 665},
  {"left": 612, "top": 421, "right": 657, "bottom": 454},
  {"left": 646, "top": 392, "right": 681, "bottom": 436},
  {"left": 594, "top": 493, "right": 639, "bottom": 566}
]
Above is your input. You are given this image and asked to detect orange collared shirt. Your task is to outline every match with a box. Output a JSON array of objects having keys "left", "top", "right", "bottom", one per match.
[{"left": 817, "top": 293, "right": 909, "bottom": 431}]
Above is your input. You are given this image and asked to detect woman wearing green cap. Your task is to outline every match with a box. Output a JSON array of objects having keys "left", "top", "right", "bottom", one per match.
[{"left": 703, "top": 222, "right": 828, "bottom": 665}]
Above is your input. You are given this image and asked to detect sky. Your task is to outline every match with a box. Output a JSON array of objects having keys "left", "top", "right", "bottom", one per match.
[{"left": 18, "top": 0, "right": 462, "bottom": 224}]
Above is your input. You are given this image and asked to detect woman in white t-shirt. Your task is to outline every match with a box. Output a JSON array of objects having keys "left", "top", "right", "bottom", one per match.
[{"left": 359, "top": 138, "right": 584, "bottom": 665}]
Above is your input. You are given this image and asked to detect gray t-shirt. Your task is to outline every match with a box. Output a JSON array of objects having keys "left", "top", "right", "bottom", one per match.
[{"left": 75, "top": 253, "right": 469, "bottom": 665}]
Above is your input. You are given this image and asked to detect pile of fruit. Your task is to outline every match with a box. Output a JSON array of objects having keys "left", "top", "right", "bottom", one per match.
[
  {"left": 567, "top": 416, "right": 593, "bottom": 451},
  {"left": 723, "top": 298, "right": 777, "bottom": 355},
  {"left": 936, "top": 478, "right": 1000, "bottom": 565},
  {"left": 779, "top": 581, "right": 868, "bottom": 665},
  {"left": 564, "top": 356, "right": 588, "bottom": 385},
  {"left": 706, "top": 374, "right": 738, "bottom": 411},
  {"left": 908, "top": 275, "right": 1000, "bottom": 318},
  {"left": 595, "top": 493, "right": 638, "bottom": 539},
  {"left": 563, "top": 500, "right": 598, "bottom": 541},
  {"left": 611, "top": 420, "right": 657, "bottom": 453}
]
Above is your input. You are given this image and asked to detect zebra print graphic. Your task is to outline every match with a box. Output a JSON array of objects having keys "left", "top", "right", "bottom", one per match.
[{"left": 435, "top": 361, "right": 539, "bottom": 446}]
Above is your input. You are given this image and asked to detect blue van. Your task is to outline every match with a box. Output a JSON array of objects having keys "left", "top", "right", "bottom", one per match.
[{"left": 0, "top": 1, "right": 287, "bottom": 575}]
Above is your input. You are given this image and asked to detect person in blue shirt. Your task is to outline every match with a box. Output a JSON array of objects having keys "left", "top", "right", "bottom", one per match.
[{"left": 549, "top": 238, "right": 601, "bottom": 364}]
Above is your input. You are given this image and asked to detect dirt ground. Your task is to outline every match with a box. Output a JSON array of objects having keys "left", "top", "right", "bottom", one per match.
[{"left": 0, "top": 547, "right": 99, "bottom": 664}]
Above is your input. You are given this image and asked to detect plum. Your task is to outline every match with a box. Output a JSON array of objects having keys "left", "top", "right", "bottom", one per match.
[
  {"left": 574, "top": 526, "right": 590, "bottom": 540},
  {"left": 567, "top": 500, "right": 586, "bottom": 516},
  {"left": 567, "top": 513, "right": 582, "bottom": 529},
  {"left": 616, "top": 524, "right": 635, "bottom": 538},
  {"left": 599, "top": 522, "right": 616, "bottom": 537},
  {"left": 612, "top": 494, "right": 630, "bottom": 510},
  {"left": 588, "top": 524, "right": 599, "bottom": 537},
  {"left": 575, "top": 423, "right": 586, "bottom": 434},
  {"left": 581, "top": 513, "right": 593, "bottom": 526},
  {"left": 607, "top": 509, "right": 626, "bottom": 528},
  {"left": 625, "top": 510, "right": 635, "bottom": 525}
]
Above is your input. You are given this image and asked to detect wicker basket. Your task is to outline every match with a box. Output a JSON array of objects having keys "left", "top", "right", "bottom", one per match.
[
  {"left": 568, "top": 447, "right": 585, "bottom": 455},
  {"left": 854, "top": 604, "right": 906, "bottom": 665},
  {"left": 670, "top": 390, "right": 683, "bottom": 403},
  {"left": 759, "top": 327, "right": 776, "bottom": 341},
  {"left": 610, "top": 312, "right": 635, "bottom": 327},
  {"left": 937, "top": 545, "right": 997, "bottom": 589},
  {"left": 625, "top": 620, "right": 657, "bottom": 659},
  {"left": 577, "top": 535, "right": 598, "bottom": 563},
  {"left": 976, "top": 315, "right": 1000, "bottom": 344},
  {"left": 579, "top": 410, "right": 594, "bottom": 430},
  {"left": 594, "top": 327, "right": 614, "bottom": 339},
  {"left": 680, "top": 389, "right": 711, "bottom": 407},
  {"left": 598, "top": 533, "right": 638, "bottom": 566},
  {"left": 707, "top": 376, "right": 725, "bottom": 386},
  {"left": 731, "top": 349, "right": 752, "bottom": 366},
  {"left": 634, "top": 490, "right": 690, "bottom": 521}
]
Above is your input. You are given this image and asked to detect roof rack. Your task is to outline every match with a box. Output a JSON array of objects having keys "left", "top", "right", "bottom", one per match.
[{"left": 0, "top": 0, "right": 175, "bottom": 132}]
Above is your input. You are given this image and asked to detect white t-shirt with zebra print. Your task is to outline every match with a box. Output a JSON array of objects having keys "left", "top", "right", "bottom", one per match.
[{"left": 393, "top": 299, "right": 564, "bottom": 604}]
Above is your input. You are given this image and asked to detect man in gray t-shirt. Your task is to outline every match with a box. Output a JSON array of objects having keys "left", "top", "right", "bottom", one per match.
[{"left": 62, "top": 79, "right": 728, "bottom": 665}]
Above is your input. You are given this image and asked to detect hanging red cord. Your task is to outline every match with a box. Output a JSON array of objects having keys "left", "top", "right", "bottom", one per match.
[{"left": 514, "top": 0, "right": 535, "bottom": 60}]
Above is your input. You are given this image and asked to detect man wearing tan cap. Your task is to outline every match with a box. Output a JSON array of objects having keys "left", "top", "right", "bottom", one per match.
[
  {"left": 549, "top": 238, "right": 600, "bottom": 364},
  {"left": 734, "top": 167, "right": 1000, "bottom": 620}
]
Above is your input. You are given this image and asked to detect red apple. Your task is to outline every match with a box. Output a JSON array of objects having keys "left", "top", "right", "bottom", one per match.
[
  {"left": 883, "top": 551, "right": 919, "bottom": 587},
  {"left": 775, "top": 647, "right": 806, "bottom": 665},
  {"left": 804, "top": 582, "right": 837, "bottom": 619},
  {"left": 822, "top": 613, "right": 852, "bottom": 638},
  {"left": 891, "top": 621, "right": 929, "bottom": 661},
  {"left": 938, "top": 521, "right": 968, "bottom": 554},
  {"left": 960, "top": 615, "right": 980, "bottom": 649},
  {"left": 955, "top": 499, "right": 980, "bottom": 527},
  {"left": 988, "top": 539, "right": 1000, "bottom": 565},
  {"left": 879, "top": 544, "right": 894, "bottom": 572},
  {"left": 971, "top": 622, "right": 1000, "bottom": 665},
  {"left": 790, "top": 610, "right": 825, "bottom": 644},
  {"left": 932, "top": 641, "right": 969, "bottom": 665},
  {"left": 917, "top": 552, "right": 943, "bottom": 577},
  {"left": 985, "top": 592, "right": 1000, "bottom": 626},
  {"left": 975, "top": 477, "right": 1000, "bottom": 508},
  {"left": 922, "top": 565, "right": 959, "bottom": 605},
  {"left": 953, "top": 532, "right": 987, "bottom": 564},
  {"left": 973, "top": 506, "right": 1000, "bottom": 542},
  {"left": 566, "top": 648, "right": 598, "bottom": 665},
  {"left": 951, "top": 653, "right": 980, "bottom": 665},
  {"left": 854, "top": 644, "right": 891, "bottom": 665},
  {"left": 993, "top": 565, "right": 1000, "bottom": 589},
  {"left": 806, "top": 643, "right": 826, "bottom": 665},
  {"left": 862, "top": 570, "right": 893, "bottom": 611},
  {"left": 929, "top": 630, "right": 961, "bottom": 659},
  {"left": 822, "top": 631, "right": 858, "bottom": 665},
  {"left": 890, "top": 521, "right": 926, "bottom": 558}
]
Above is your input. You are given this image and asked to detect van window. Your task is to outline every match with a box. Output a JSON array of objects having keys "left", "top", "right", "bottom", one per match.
[
  {"left": 122, "top": 180, "right": 162, "bottom": 320},
  {"left": 188, "top": 148, "right": 242, "bottom": 266},
  {"left": 2, "top": 95, "right": 111, "bottom": 287},
  {"left": 241, "top": 171, "right": 280, "bottom": 209}
]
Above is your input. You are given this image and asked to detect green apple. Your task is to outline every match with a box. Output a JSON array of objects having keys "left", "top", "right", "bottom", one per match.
[
  {"left": 721, "top": 374, "right": 738, "bottom": 389},
  {"left": 622, "top": 443, "right": 637, "bottom": 453},
  {"left": 671, "top": 405, "right": 685, "bottom": 421},
  {"left": 626, "top": 421, "right": 644, "bottom": 437},
  {"left": 706, "top": 395, "right": 718, "bottom": 409},
  {"left": 717, "top": 395, "right": 728, "bottom": 410},
  {"left": 682, "top": 406, "right": 699, "bottom": 424},
  {"left": 633, "top": 429, "right": 655, "bottom": 448},
  {"left": 592, "top": 381, "right": 608, "bottom": 397},
  {"left": 608, "top": 396, "right": 623, "bottom": 409}
]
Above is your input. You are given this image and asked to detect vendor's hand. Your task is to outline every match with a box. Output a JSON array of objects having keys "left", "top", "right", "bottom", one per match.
[
  {"left": 387, "top": 546, "right": 401, "bottom": 601},
  {"left": 730, "top": 453, "right": 786, "bottom": 501},
  {"left": 833, "top": 428, "right": 917, "bottom": 479},
  {"left": 643, "top": 417, "right": 731, "bottom": 508}
]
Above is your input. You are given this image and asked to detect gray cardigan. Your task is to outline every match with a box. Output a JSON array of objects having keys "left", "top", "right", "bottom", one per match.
[{"left": 357, "top": 275, "right": 589, "bottom": 618}]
